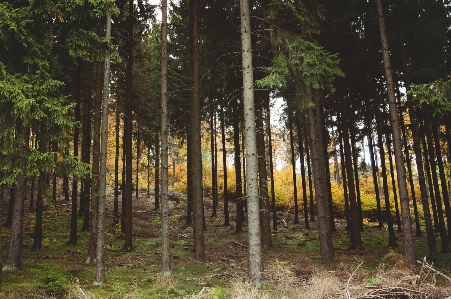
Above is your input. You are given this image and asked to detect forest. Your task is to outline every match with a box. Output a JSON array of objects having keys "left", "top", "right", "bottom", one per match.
[{"left": 1, "top": 0, "right": 451, "bottom": 298}]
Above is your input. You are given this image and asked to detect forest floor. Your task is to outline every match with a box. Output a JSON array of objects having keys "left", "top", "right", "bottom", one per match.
[{"left": 1, "top": 186, "right": 451, "bottom": 298}]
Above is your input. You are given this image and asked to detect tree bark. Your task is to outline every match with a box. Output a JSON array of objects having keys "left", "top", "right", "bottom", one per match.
[
  {"left": 337, "top": 111, "right": 350, "bottom": 230},
  {"left": 240, "top": 0, "right": 262, "bottom": 280},
  {"left": 386, "top": 132, "right": 402, "bottom": 232},
  {"left": 296, "top": 114, "right": 309, "bottom": 229},
  {"left": 307, "top": 86, "right": 333, "bottom": 264},
  {"left": 267, "top": 99, "right": 278, "bottom": 232},
  {"left": 288, "top": 112, "right": 299, "bottom": 225},
  {"left": 376, "top": 0, "right": 416, "bottom": 265},
  {"left": 221, "top": 107, "right": 229, "bottom": 226},
  {"left": 233, "top": 109, "right": 244, "bottom": 233},
  {"left": 161, "top": 0, "right": 171, "bottom": 272},
  {"left": 190, "top": 0, "right": 205, "bottom": 262},
  {"left": 113, "top": 108, "right": 120, "bottom": 225}
]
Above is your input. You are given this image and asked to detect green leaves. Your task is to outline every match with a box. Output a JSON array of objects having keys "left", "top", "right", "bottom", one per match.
[{"left": 409, "top": 79, "right": 451, "bottom": 113}]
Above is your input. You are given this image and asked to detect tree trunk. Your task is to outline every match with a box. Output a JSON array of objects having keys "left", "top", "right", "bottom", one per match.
[
  {"left": 321, "top": 112, "right": 335, "bottom": 233},
  {"left": 366, "top": 115, "right": 383, "bottom": 229},
  {"left": 121, "top": 119, "right": 127, "bottom": 233},
  {"left": 154, "top": 129, "right": 160, "bottom": 210},
  {"left": 81, "top": 89, "right": 92, "bottom": 231},
  {"left": 350, "top": 126, "right": 363, "bottom": 232},
  {"left": 267, "top": 99, "right": 278, "bottom": 232},
  {"left": 190, "top": 0, "right": 204, "bottom": 262},
  {"left": 240, "top": 0, "right": 262, "bottom": 280},
  {"left": 221, "top": 107, "right": 229, "bottom": 226},
  {"left": 337, "top": 111, "right": 350, "bottom": 230},
  {"left": 5, "top": 124, "right": 28, "bottom": 269},
  {"left": 161, "top": 0, "right": 171, "bottom": 272},
  {"left": 288, "top": 113, "right": 299, "bottom": 225},
  {"left": 186, "top": 128, "right": 193, "bottom": 225},
  {"left": 305, "top": 126, "right": 315, "bottom": 222},
  {"left": 340, "top": 96, "right": 363, "bottom": 250},
  {"left": 122, "top": 0, "right": 134, "bottom": 252},
  {"left": 376, "top": 0, "right": 415, "bottom": 265},
  {"left": 256, "top": 92, "right": 271, "bottom": 247},
  {"left": 307, "top": 86, "right": 333, "bottom": 264},
  {"left": 233, "top": 109, "right": 244, "bottom": 233},
  {"left": 31, "top": 172, "right": 46, "bottom": 252},
  {"left": 296, "top": 114, "right": 309, "bottom": 229},
  {"left": 210, "top": 112, "right": 217, "bottom": 217},
  {"left": 432, "top": 118, "right": 451, "bottom": 238},
  {"left": 136, "top": 121, "right": 140, "bottom": 199},
  {"left": 88, "top": 62, "right": 103, "bottom": 263},
  {"left": 113, "top": 108, "right": 120, "bottom": 225},
  {"left": 95, "top": 11, "right": 111, "bottom": 284},
  {"left": 386, "top": 132, "right": 402, "bottom": 232}
]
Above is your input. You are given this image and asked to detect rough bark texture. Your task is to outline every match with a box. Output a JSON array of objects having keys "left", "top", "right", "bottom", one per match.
[
  {"left": 5, "top": 124, "right": 28, "bottom": 269},
  {"left": 221, "top": 108, "right": 229, "bottom": 226},
  {"left": 377, "top": 0, "right": 416, "bottom": 265},
  {"left": 190, "top": 0, "right": 204, "bottom": 262},
  {"left": 161, "top": 0, "right": 171, "bottom": 272},
  {"left": 233, "top": 110, "right": 244, "bottom": 233},
  {"left": 307, "top": 86, "right": 333, "bottom": 264},
  {"left": 95, "top": 11, "right": 111, "bottom": 285},
  {"left": 240, "top": 0, "right": 262, "bottom": 281}
]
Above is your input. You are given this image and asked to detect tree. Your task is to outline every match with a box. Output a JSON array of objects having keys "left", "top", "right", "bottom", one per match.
[
  {"left": 240, "top": 0, "right": 262, "bottom": 282},
  {"left": 161, "top": 0, "right": 171, "bottom": 273},
  {"left": 376, "top": 0, "right": 415, "bottom": 265},
  {"left": 95, "top": 8, "right": 112, "bottom": 285}
]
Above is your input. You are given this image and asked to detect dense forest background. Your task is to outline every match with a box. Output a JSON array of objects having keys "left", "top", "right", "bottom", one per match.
[{"left": 1, "top": 0, "right": 451, "bottom": 297}]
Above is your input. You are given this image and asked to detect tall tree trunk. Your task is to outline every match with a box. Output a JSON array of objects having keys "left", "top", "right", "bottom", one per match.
[
  {"left": 154, "top": 129, "right": 160, "bottom": 210},
  {"left": 307, "top": 86, "right": 333, "bottom": 264},
  {"left": 337, "top": 111, "right": 350, "bottom": 230},
  {"left": 88, "top": 62, "right": 102, "bottom": 263},
  {"left": 376, "top": 0, "right": 415, "bottom": 265},
  {"left": 376, "top": 108, "right": 398, "bottom": 247},
  {"left": 31, "top": 172, "right": 46, "bottom": 252},
  {"left": 340, "top": 96, "right": 363, "bottom": 250},
  {"left": 366, "top": 115, "right": 383, "bottom": 229},
  {"left": 123, "top": 0, "right": 134, "bottom": 252},
  {"left": 267, "top": 99, "right": 278, "bottom": 232},
  {"left": 233, "top": 109, "right": 244, "bottom": 233},
  {"left": 288, "top": 113, "right": 299, "bottom": 225},
  {"left": 95, "top": 12, "right": 111, "bottom": 284},
  {"left": 161, "top": 0, "right": 171, "bottom": 272},
  {"left": 296, "top": 114, "right": 309, "bottom": 229},
  {"left": 386, "top": 132, "right": 402, "bottom": 232},
  {"left": 52, "top": 142, "right": 57, "bottom": 206},
  {"left": 240, "top": 0, "right": 262, "bottom": 280},
  {"left": 305, "top": 126, "right": 315, "bottom": 222},
  {"left": 136, "top": 121, "right": 140, "bottom": 199},
  {"left": 68, "top": 61, "right": 82, "bottom": 245},
  {"left": 121, "top": 120, "right": 127, "bottom": 233},
  {"left": 399, "top": 108, "right": 421, "bottom": 236},
  {"left": 321, "top": 112, "right": 335, "bottom": 233},
  {"left": 432, "top": 118, "right": 451, "bottom": 238},
  {"left": 256, "top": 92, "right": 271, "bottom": 247},
  {"left": 190, "top": 0, "right": 204, "bottom": 262},
  {"left": 5, "top": 124, "right": 28, "bottom": 269},
  {"left": 210, "top": 112, "right": 217, "bottom": 217},
  {"left": 113, "top": 108, "right": 120, "bottom": 225},
  {"left": 350, "top": 127, "right": 364, "bottom": 232},
  {"left": 424, "top": 121, "right": 449, "bottom": 253},
  {"left": 221, "top": 107, "right": 229, "bottom": 226},
  {"left": 186, "top": 128, "right": 193, "bottom": 225},
  {"left": 81, "top": 89, "right": 92, "bottom": 231}
]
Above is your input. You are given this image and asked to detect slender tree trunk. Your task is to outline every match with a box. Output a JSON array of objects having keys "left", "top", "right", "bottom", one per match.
[
  {"left": 52, "top": 142, "right": 57, "bottom": 206},
  {"left": 87, "top": 62, "right": 103, "bottom": 263},
  {"left": 123, "top": 0, "right": 134, "bottom": 252},
  {"left": 305, "top": 126, "right": 315, "bottom": 222},
  {"left": 321, "top": 112, "right": 335, "bottom": 233},
  {"left": 432, "top": 118, "right": 451, "bottom": 238},
  {"left": 5, "top": 124, "right": 28, "bottom": 269},
  {"left": 377, "top": 0, "right": 415, "bottom": 264},
  {"left": 154, "top": 130, "right": 160, "bottom": 210},
  {"left": 340, "top": 97, "right": 363, "bottom": 250},
  {"left": 233, "top": 110, "right": 244, "bottom": 233},
  {"left": 161, "top": 0, "right": 171, "bottom": 272},
  {"left": 240, "top": 0, "right": 262, "bottom": 280},
  {"left": 337, "top": 111, "right": 350, "bottom": 230},
  {"left": 81, "top": 89, "right": 92, "bottom": 231},
  {"left": 95, "top": 12, "right": 111, "bottom": 284},
  {"left": 399, "top": 108, "right": 421, "bottom": 236},
  {"left": 296, "top": 114, "right": 309, "bottom": 229},
  {"left": 256, "top": 92, "right": 271, "bottom": 247},
  {"left": 221, "top": 107, "right": 229, "bottom": 226},
  {"left": 31, "top": 172, "right": 45, "bottom": 252},
  {"left": 267, "top": 99, "right": 278, "bottom": 232},
  {"left": 210, "top": 112, "right": 217, "bottom": 217},
  {"left": 366, "top": 116, "right": 383, "bottom": 229},
  {"left": 136, "top": 121, "right": 140, "bottom": 199},
  {"left": 121, "top": 121, "right": 127, "bottom": 233},
  {"left": 30, "top": 178, "right": 34, "bottom": 211},
  {"left": 190, "top": 0, "right": 204, "bottom": 262},
  {"left": 186, "top": 128, "right": 193, "bottom": 225},
  {"left": 386, "top": 133, "right": 402, "bottom": 232},
  {"left": 350, "top": 127, "right": 363, "bottom": 232},
  {"left": 288, "top": 113, "right": 299, "bottom": 224},
  {"left": 113, "top": 108, "right": 120, "bottom": 225}
]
